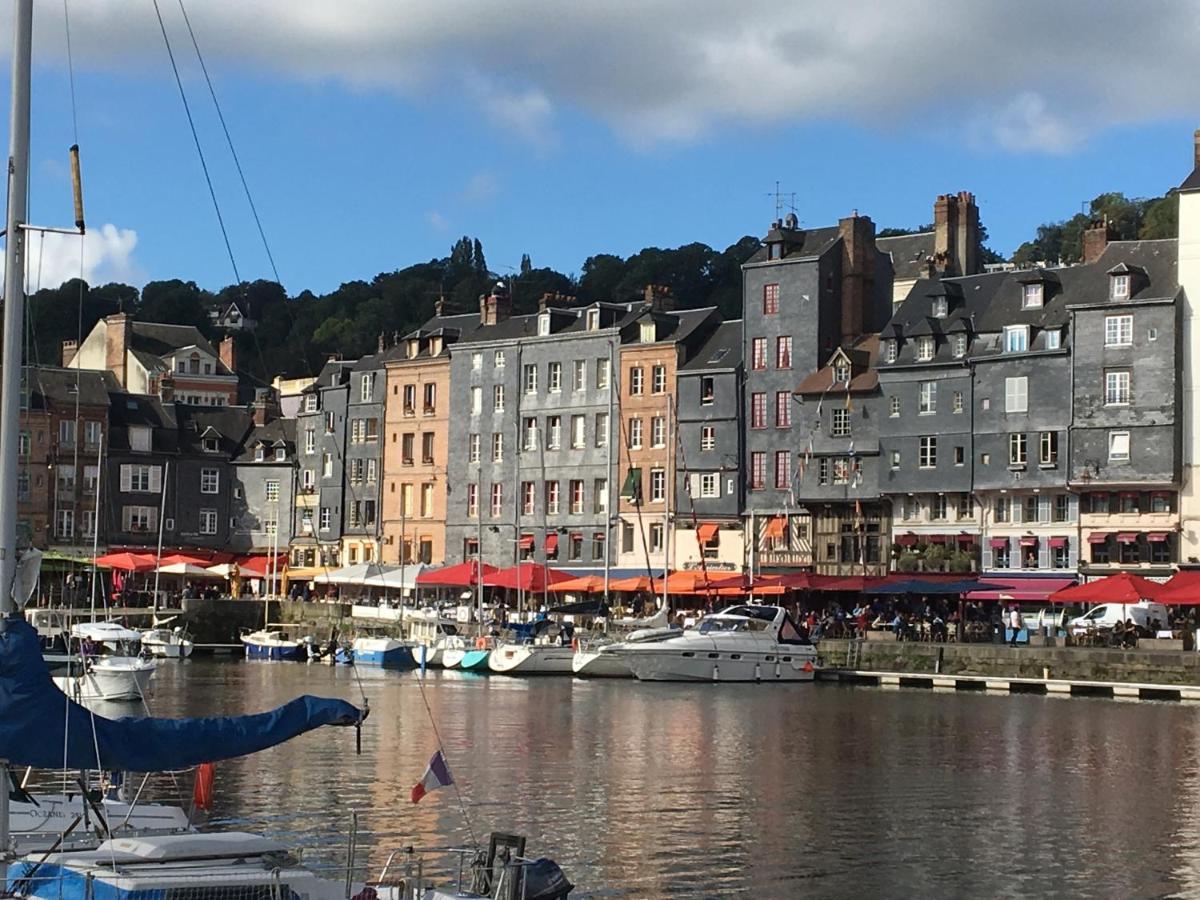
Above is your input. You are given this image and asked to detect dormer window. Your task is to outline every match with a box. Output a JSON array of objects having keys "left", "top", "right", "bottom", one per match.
[
  {"left": 304, "top": 394, "right": 317, "bottom": 413},
  {"left": 254, "top": 445, "right": 265, "bottom": 462},
  {"left": 203, "top": 437, "right": 219, "bottom": 453},
  {"left": 1112, "top": 273, "right": 1130, "bottom": 299},
  {"left": 640, "top": 322, "right": 656, "bottom": 343},
  {"left": 932, "top": 297, "right": 948, "bottom": 318},
  {"left": 1004, "top": 325, "right": 1029, "bottom": 353},
  {"left": 834, "top": 363, "right": 851, "bottom": 384},
  {"left": 767, "top": 241, "right": 782, "bottom": 261},
  {"left": 915, "top": 336, "right": 935, "bottom": 361},
  {"left": 538, "top": 313, "right": 551, "bottom": 336},
  {"left": 1022, "top": 283, "right": 1044, "bottom": 309},
  {"left": 407, "top": 339, "right": 419, "bottom": 358},
  {"left": 1045, "top": 329, "right": 1061, "bottom": 350},
  {"left": 586, "top": 309, "right": 599, "bottom": 331},
  {"left": 430, "top": 337, "right": 443, "bottom": 356},
  {"left": 953, "top": 334, "right": 968, "bottom": 357},
  {"left": 275, "top": 447, "right": 286, "bottom": 461},
  {"left": 884, "top": 340, "right": 897, "bottom": 364}
]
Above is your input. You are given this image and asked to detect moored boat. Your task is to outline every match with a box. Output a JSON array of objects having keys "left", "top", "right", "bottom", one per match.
[
  {"left": 351, "top": 635, "right": 418, "bottom": 668},
  {"left": 489, "top": 642, "right": 576, "bottom": 675},
  {"left": 57, "top": 623, "right": 157, "bottom": 702},
  {"left": 460, "top": 648, "right": 491, "bottom": 671},
  {"left": 571, "top": 642, "right": 634, "bottom": 678},
  {"left": 240, "top": 628, "right": 306, "bottom": 661},
  {"left": 440, "top": 646, "right": 466, "bottom": 669},
  {"left": 140, "top": 626, "right": 193, "bottom": 659}
]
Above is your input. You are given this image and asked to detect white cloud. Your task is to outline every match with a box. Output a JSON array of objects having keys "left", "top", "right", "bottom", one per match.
[
  {"left": 1, "top": 224, "right": 143, "bottom": 290},
  {"left": 458, "top": 171, "right": 500, "bottom": 204},
  {"left": 8, "top": 0, "right": 1200, "bottom": 152},
  {"left": 425, "top": 210, "right": 450, "bottom": 231}
]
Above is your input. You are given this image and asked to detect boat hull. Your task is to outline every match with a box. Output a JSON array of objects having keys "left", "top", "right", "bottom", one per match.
[
  {"left": 459, "top": 649, "right": 491, "bottom": 671},
  {"left": 571, "top": 649, "right": 633, "bottom": 678},
  {"left": 54, "top": 658, "right": 157, "bottom": 702},
  {"left": 441, "top": 648, "right": 466, "bottom": 669},
  {"left": 489, "top": 644, "right": 576, "bottom": 675},
  {"left": 625, "top": 648, "right": 816, "bottom": 682},
  {"left": 142, "top": 638, "right": 193, "bottom": 659},
  {"left": 241, "top": 639, "right": 304, "bottom": 661},
  {"left": 351, "top": 638, "right": 417, "bottom": 669}
]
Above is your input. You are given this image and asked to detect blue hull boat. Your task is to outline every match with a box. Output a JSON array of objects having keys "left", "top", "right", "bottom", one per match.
[
  {"left": 460, "top": 649, "right": 491, "bottom": 671},
  {"left": 351, "top": 637, "right": 417, "bottom": 669}
]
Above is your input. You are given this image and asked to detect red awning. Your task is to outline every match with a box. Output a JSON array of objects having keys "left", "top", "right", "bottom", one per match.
[
  {"left": 1047, "top": 537, "right": 1068, "bottom": 549},
  {"left": 764, "top": 516, "right": 786, "bottom": 539},
  {"left": 1147, "top": 532, "right": 1171, "bottom": 543},
  {"left": 544, "top": 533, "right": 558, "bottom": 553},
  {"left": 989, "top": 538, "right": 1008, "bottom": 549},
  {"left": 696, "top": 523, "right": 719, "bottom": 545},
  {"left": 1088, "top": 532, "right": 1110, "bottom": 544},
  {"left": 926, "top": 534, "right": 947, "bottom": 544},
  {"left": 967, "top": 577, "right": 1078, "bottom": 602},
  {"left": 895, "top": 533, "right": 917, "bottom": 547},
  {"left": 1019, "top": 536, "right": 1038, "bottom": 547},
  {"left": 1116, "top": 532, "right": 1140, "bottom": 544},
  {"left": 957, "top": 533, "right": 977, "bottom": 545},
  {"left": 518, "top": 535, "right": 535, "bottom": 550}
]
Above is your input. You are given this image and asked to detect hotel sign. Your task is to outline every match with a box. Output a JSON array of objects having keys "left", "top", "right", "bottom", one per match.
[{"left": 759, "top": 550, "right": 813, "bottom": 567}]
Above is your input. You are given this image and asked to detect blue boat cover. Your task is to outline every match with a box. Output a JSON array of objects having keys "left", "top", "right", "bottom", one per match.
[{"left": 0, "top": 616, "right": 363, "bottom": 771}]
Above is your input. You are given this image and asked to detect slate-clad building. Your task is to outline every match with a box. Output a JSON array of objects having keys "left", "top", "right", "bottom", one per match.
[
  {"left": 231, "top": 415, "right": 296, "bottom": 555},
  {"left": 343, "top": 351, "right": 386, "bottom": 565}
]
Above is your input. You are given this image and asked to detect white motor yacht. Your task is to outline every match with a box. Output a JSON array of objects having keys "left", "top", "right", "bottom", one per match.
[
  {"left": 140, "top": 626, "right": 193, "bottom": 659},
  {"left": 615, "top": 605, "right": 818, "bottom": 682},
  {"left": 54, "top": 623, "right": 157, "bottom": 702}
]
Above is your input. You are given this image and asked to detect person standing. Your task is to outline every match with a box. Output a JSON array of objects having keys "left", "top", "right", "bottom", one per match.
[{"left": 1008, "top": 606, "right": 1023, "bottom": 647}]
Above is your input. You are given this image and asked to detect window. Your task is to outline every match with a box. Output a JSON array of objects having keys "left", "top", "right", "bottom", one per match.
[
  {"left": 1009, "top": 433, "right": 1027, "bottom": 466},
  {"left": 916, "top": 336, "right": 934, "bottom": 361},
  {"left": 18, "top": 431, "right": 29, "bottom": 457},
  {"left": 304, "top": 394, "right": 318, "bottom": 413},
  {"left": 1040, "top": 431, "right": 1058, "bottom": 466},
  {"left": 649, "top": 470, "right": 666, "bottom": 503},
  {"left": 776, "top": 336, "right": 792, "bottom": 369},
  {"left": 994, "top": 497, "right": 1011, "bottom": 523},
  {"left": 322, "top": 452, "right": 333, "bottom": 478},
  {"left": 596, "top": 358, "right": 610, "bottom": 389},
  {"left": 490, "top": 484, "right": 503, "bottom": 517},
  {"left": 570, "top": 480, "right": 586, "bottom": 514},
  {"left": 1004, "top": 326, "right": 1029, "bottom": 353},
  {"left": 699, "top": 473, "right": 718, "bottom": 498},
  {"left": 538, "top": 313, "right": 551, "bottom": 336},
  {"left": 919, "top": 437, "right": 936, "bottom": 469},
  {"left": 1022, "top": 282, "right": 1044, "bottom": 309},
  {"left": 545, "top": 481, "right": 560, "bottom": 515},
  {"left": 471, "top": 352, "right": 483, "bottom": 371},
  {"left": 586, "top": 309, "right": 600, "bottom": 331},
  {"left": 367, "top": 459, "right": 377, "bottom": 483},
  {"left": 1112, "top": 273, "right": 1130, "bottom": 299},
  {"left": 953, "top": 334, "right": 968, "bottom": 357},
  {"left": 1105, "top": 315, "right": 1133, "bottom": 347},
  {"left": 1045, "top": 329, "right": 1061, "bottom": 350},
  {"left": 467, "top": 433, "right": 480, "bottom": 463},
  {"left": 595, "top": 412, "right": 609, "bottom": 448},
  {"left": 492, "top": 432, "right": 504, "bottom": 462},
  {"left": 640, "top": 322, "right": 656, "bottom": 343},
  {"left": 58, "top": 420, "right": 76, "bottom": 446},
  {"left": 202, "top": 436, "right": 219, "bottom": 453},
  {"left": 571, "top": 415, "right": 586, "bottom": 448},
  {"left": 81, "top": 509, "right": 96, "bottom": 538},
  {"left": 422, "top": 383, "right": 436, "bottom": 413},
  {"left": 648, "top": 523, "right": 664, "bottom": 553},
  {"left": 700, "top": 425, "right": 715, "bottom": 452},
  {"left": 774, "top": 451, "right": 790, "bottom": 490},
  {"left": 200, "top": 467, "right": 219, "bottom": 494},
  {"left": 494, "top": 350, "right": 506, "bottom": 368},
  {"left": 890, "top": 450, "right": 900, "bottom": 469},
  {"left": 776, "top": 392, "right": 791, "bottom": 427},
  {"left": 520, "top": 482, "right": 536, "bottom": 516},
  {"left": 1120, "top": 491, "right": 1139, "bottom": 514},
  {"left": 751, "top": 393, "right": 766, "bottom": 429},
  {"left": 199, "top": 508, "right": 218, "bottom": 535},
  {"left": 422, "top": 432, "right": 435, "bottom": 463},
  {"left": 957, "top": 494, "right": 973, "bottom": 519},
  {"left": 1054, "top": 494, "right": 1069, "bottom": 523},
  {"left": 1151, "top": 493, "right": 1172, "bottom": 513},
  {"left": 629, "top": 367, "right": 644, "bottom": 395},
  {"left": 750, "top": 452, "right": 766, "bottom": 489},
  {"left": 592, "top": 531, "right": 606, "bottom": 562},
  {"left": 471, "top": 387, "right": 482, "bottom": 414},
  {"left": 324, "top": 411, "right": 336, "bottom": 434},
  {"left": 931, "top": 495, "right": 948, "bottom": 520},
  {"left": 1151, "top": 538, "right": 1172, "bottom": 565},
  {"left": 1005, "top": 376, "right": 1028, "bottom": 413},
  {"left": 751, "top": 338, "right": 766, "bottom": 370},
  {"left": 523, "top": 417, "right": 539, "bottom": 451},
  {"left": 122, "top": 505, "right": 156, "bottom": 533},
  {"left": 700, "top": 376, "right": 715, "bottom": 405},
  {"left": 763, "top": 283, "right": 780, "bottom": 314},
  {"left": 932, "top": 297, "right": 949, "bottom": 318},
  {"left": 1148, "top": 327, "right": 1158, "bottom": 342},
  {"left": 594, "top": 479, "right": 608, "bottom": 513},
  {"left": 628, "top": 417, "right": 643, "bottom": 448},
  {"left": 889, "top": 396, "right": 900, "bottom": 417},
  {"left": 954, "top": 446, "right": 965, "bottom": 466},
  {"left": 402, "top": 384, "right": 416, "bottom": 413},
  {"left": 1109, "top": 431, "right": 1130, "bottom": 462},
  {"left": 546, "top": 361, "right": 562, "bottom": 393},
  {"left": 547, "top": 416, "right": 562, "bottom": 450},
  {"left": 651, "top": 365, "right": 667, "bottom": 394},
  {"left": 55, "top": 509, "right": 74, "bottom": 539},
  {"left": 651, "top": 416, "right": 666, "bottom": 448},
  {"left": 130, "top": 426, "right": 152, "bottom": 452},
  {"left": 885, "top": 340, "right": 897, "bottom": 363},
  {"left": 493, "top": 385, "right": 505, "bottom": 411},
  {"left": 831, "top": 408, "right": 850, "bottom": 437},
  {"left": 523, "top": 364, "right": 538, "bottom": 395},
  {"left": 302, "top": 469, "right": 315, "bottom": 491},
  {"left": 350, "top": 459, "right": 364, "bottom": 485},
  {"left": 919, "top": 381, "right": 937, "bottom": 414},
  {"left": 573, "top": 360, "right": 586, "bottom": 392},
  {"left": 834, "top": 364, "right": 850, "bottom": 384},
  {"left": 832, "top": 457, "right": 851, "bottom": 485},
  {"left": 120, "top": 463, "right": 160, "bottom": 494},
  {"left": 1119, "top": 540, "right": 1140, "bottom": 565},
  {"left": 466, "top": 484, "right": 478, "bottom": 517},
  {"left": 360, "top": 373, "right": 376, "bottom": 402},
  {"left": 1105, "top": 371, "right": 1131, "bottom": 406}
]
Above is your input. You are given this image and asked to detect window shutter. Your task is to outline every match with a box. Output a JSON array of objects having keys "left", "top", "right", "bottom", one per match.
[
  {"left": 1038, "top": 496, "right": 1051, "bottom": 523},
  {"left": 1012, "top": 502, "right": 1022, "bottom": 525},
  {"left": 1068, "top": 494, "right": 1079, "bottom": 521},
  {"left": 121, "top": 507, "right": 131, "bottom": 531},
  {"left": 1037, "top": 542, "right": 1050, "bottom": 569},
  {"left": 1067, "top": 538, "right": 1079, "bottom": 570},
  {"left": 148, "top": 509, "right": 158, "bottom": 533},
  {"left": 119, "top": 465, "right": 131, "bottom": 493},
  {"left": 690, "top": 474, "right": 701, "bottom": 498},
  {"left": 982, "top": 544, "right": 993, "bottom": 569},
  {"left": 149, "top": 466, "right": 162, "bottom": 494}
]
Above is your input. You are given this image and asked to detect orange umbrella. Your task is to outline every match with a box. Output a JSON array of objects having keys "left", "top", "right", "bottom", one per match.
[
  {"left": 609, "top": 575, "right": 654, "bottom": 592},
  {"left": 549, "top": 575, "right": 607, "bottom": 593},
  {"left": 653, "top": 570, "right": 730, "bottom": 595},
  {"left": 94, "top": 551, "right": 156, "bottom": 572}
]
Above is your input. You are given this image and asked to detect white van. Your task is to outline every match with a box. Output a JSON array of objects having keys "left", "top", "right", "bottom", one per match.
[{"left": 1068, "top": 601, "right": 1170, "bottom": 635}]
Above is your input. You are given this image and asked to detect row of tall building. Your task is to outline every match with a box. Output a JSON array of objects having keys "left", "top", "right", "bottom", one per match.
[{"left": 21, "top": 131, "right": 1200, "bottom": 594}]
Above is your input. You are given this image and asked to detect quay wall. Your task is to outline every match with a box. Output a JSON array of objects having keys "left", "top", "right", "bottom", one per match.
[{"left": 817, "top": 638, "right": 1200, "bottom": 685}]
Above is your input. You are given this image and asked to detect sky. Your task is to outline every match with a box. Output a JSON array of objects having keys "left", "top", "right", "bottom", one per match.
[{"left": 2, "top": 0, "right": 1199, "bottom": 297}]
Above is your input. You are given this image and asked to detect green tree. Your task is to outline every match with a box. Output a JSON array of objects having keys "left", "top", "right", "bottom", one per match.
[{"left": 138, "top": 279, "right": 213, "bottom": 332}]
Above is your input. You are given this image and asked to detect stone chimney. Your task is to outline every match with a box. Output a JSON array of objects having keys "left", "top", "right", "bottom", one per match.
[
  {"left": 61, "top": 339, "right": 78, "bottom": 367},
  {"left": 479, "top": 282, "right": 512, "bottom": 326},
  {"left": 434, "top": 296, "right": 445, "bottom": 317},
  {"left": 159, "top": 372, "right": 175, "bottom": 403},
  {"left": 643, "top": 284, "right": 675, "bottom": 312},
  {"left": 1194, "top": 128, "right": 1200, "bottom": 170},
  {"left": 838, "top": 212, "right": 876, "bottom": 344},
  {"left": 104, "top": 312, "right": 132, "bottom": 387},
  {"left": 1083, "top": 217, "right": 1117, "bottom": 265},
  {"left": 932, "top": 191, "right": 981, "bottom": 277},
  {"left": 250, "top": 390, "right": 278, "bottom": 426},
  {"left": 377, "top": 332, "right": 386, "bottom": 354},
  {"left": 219, "top": 336, "right": 237, "bottom": 374}
]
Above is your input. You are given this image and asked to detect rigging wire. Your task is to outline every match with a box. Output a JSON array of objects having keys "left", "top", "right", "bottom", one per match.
[
  {"left": 61, "top": 0, "right": 80, "bottom": 145},
  {"left": 150, "top": 0, "right": 241, "bottom": 285}
]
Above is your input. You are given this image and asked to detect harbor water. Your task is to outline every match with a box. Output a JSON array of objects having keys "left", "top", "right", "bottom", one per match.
[{"left": 138, "top": 659, "right": 1200, "bottom": 898}]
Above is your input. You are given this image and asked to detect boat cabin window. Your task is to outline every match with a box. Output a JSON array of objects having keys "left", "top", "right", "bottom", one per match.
[
  {"left": 698, "top": 616, "right": 768, "bottom": 634},
  {"left": 778, "top": 615, "right": 811, "bottom": 645}
]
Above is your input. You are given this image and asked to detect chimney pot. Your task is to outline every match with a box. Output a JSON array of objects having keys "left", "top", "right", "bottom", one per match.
[{"left": 61, "top": 339, "right": 78, "bottom": 368}]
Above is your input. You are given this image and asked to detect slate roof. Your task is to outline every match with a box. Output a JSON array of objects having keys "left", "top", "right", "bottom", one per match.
[
  {"left": 105, "top": 391, "right": 177, "bottom": 453},
  {"left": 879, "top": 272, "right": 1007, "bottom": 367},
  {"left": 744, "top": 225, "right": 841, "bottom": 264},
  {"left": 679, "top": 319, "right": 743, "bottom": 373},
  {"left": 24, "top": 366, "right": 119, "bottom": 409},
  {"left": 1180, "top": 164, "right": 1200, "bottom": 193},
  {"left": 173, "top": 405, "right": 255, "bottom": 456},
  {"left": 877, "top": 231, "right": 936, "bottom": 280},
  {"left": 302, "top": 360, "right": 356, "bottom": 394},
  {"left": 130, "top": 323, "right": 217, "bottom": 359},
  {"left": 233, "top": 418, "right": 296, "bottom": 463}
]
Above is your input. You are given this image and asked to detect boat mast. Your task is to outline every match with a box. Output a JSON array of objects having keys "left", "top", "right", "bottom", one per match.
[
  {"left": 151, "top": 459, "right": 170, "bottom": 613},
  {"left": 1, "top": 0, "right": 33, "bottom": 879}
]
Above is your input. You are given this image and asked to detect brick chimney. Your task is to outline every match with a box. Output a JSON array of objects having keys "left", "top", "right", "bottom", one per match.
[
  {"left": 644, "top": 284, "right": 675, "bottom": 312},
  {"left": 1194, "top": 128, "right": 1200, "bottom": 170},
  {"left": 377, "top": 332, "right": 386, "bottom": 354},
  {"left": 219, "top": 336, "right": 237, "bottom": 374},
  {"left": 159, "top": 372, "right": 175, "bottom": 403},
  {"left": 250, "top": 389, "right": 278, "bottom": 426},
  {"left": 955, "top": 191, "right": 979, "bottom": 277},
  {"left": 61, "top": 339, "right": 78, "bottom": 367},
  {"left": 104, "top": 312, "right": 132, "bottom": 387},
  {"left": 932, "top": 191, "right": 981, "bottom": 277},
  {"left": 838, "top": 212, "right": 876, "bottom": 345},
  {"left": 1083, "top": 217, "right": 1117, "bottom": 265},
  {"left": 479, "top": 282, "right": 512, "bottom": 326}
]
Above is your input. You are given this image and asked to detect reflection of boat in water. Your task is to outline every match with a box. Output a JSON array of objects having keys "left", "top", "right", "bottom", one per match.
[{"left": 615, "top": 605, "right": 818, "bottom": 682}]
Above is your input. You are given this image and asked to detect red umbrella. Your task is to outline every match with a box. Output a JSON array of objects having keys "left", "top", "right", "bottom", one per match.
[
  {"left": 1049, "top": 571, "right": 1165, "bottom": 604},
  {"left": 483, "top": 564, "right": 576, "bottom": 593},
  {"left": 236, "top": 554, "right": 288, "bottom": 577},
  {"left": 1154, "top": 570, "right": 1200, "bottom": 606},
  {"left": 416, "top": 560, "right": 498, "bottom": 587},
  {"left": 94, "top": 551, "right": 157, "bottom": 572}
]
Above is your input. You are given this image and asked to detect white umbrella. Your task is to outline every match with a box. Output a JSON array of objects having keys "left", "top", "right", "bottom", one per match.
[
  {"left": 312, "top": 563, "right": 400, "bottom": 586},
  {"left": 157, "top": 562, "right": 220, "bottom": 578},
  {"left": 361, "top": 563, "right": 428, "bottom": 590},
  {"left": 205, "top": 563, "right": 237, "bottom": 578}
]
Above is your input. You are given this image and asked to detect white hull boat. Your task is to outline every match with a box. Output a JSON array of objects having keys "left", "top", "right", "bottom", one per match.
[
  {"left": 54, "top": 656, "right": 157, "bottom": 702},
  {"left": 140, "top": 628, "right": 193, "bottom": 659},
  {"left": 571, "top": 645, "right": 633, "bottom": 678},
  {"left": 440, "top": 647, "right": 466, "bottom": 669},
  {"left": 488, "top": 642, "right": 576, "bottom": 675},
  {"left": 10, "top": 794, "right": 191, "bottom": 853},
  {"left": 616, "top": 605, "right": 818, "bottom": 683}
]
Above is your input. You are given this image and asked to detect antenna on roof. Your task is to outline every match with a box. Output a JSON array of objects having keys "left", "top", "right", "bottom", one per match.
[{"left": 766, "top": 180, "right": 798, "bottom": 222}]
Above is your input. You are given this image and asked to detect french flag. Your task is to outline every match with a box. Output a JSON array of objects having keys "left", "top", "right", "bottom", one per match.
[{"left": 411, "top": 750, "right": 454, "bottom": 804}]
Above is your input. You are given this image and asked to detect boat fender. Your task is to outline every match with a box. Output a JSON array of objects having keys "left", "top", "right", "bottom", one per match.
[
  {"left": 475, "top": 637, "right": 488, "bottom": 650},
  {"left": 712, "top": 663, "right": 719, "bottom": 682},
  {"left": 754, "top": 663, "right": 761, "bottom": 683},
  {"left": 571, "top": 637, "right": 579, "bottom": 652}
]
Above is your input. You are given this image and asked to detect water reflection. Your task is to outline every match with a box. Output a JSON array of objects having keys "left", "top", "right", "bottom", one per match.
[{"left": 143, "top": 660, "right": 1200, "bottom": 898}]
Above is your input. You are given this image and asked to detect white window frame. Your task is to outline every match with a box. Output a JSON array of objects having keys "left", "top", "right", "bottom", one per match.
[
  {"left": 1105, "top": 370, "right": 1131, "bottom": 406},
  {"left": 915, "top": 336, "right": 934, "bottom": 361},
  {"left": 1105, "top": 315, "right": 1132, "bottom": 347},
  {"left": 699, "top": 473, "right": 718, "bottom": 498},
  {"left": 918, "top": 381, "right": 937, "bottom": 415},
  {"left": 649, "top": 469, "right": 666, "bottom": 503},
  {"left": 573, "top": 360, "right": 586, "bottom": 392},
  {"left": 200, "top": 467, "right": 220, "bottom": 494},
  {"left": 1112, "top": 273, "right": 1130, "bottom": 299},
  {"left": 1004, "top": 325, "right": 1029, "bottom": 353},
  {"left": 1022, "top": 283, "right": 1044, "bottom": 309},
  {"left": 1045, "top": 329, "right": 1061, "bottom": 350},
  {"left": 1009, "top": 433, "right": 1027, "bottom": 466},
  {"left": 889, "top": 396, "right": 900, "bottom": 417},
  {"left": 651, "top": 416, "right": 666, "bottom": 448},
  {"left": 918, "top": 436, "right": 936, "bottom": 469},
  {"left": 548, "top": 361, "right": 562, "bottom": 393},
  {"left": 1109, "top": 430, "right": 1130, "bottom": 462},
  {"left": 199, "top": 508, "right": 218, "bottom": 535},
  {"left": 885, "top": 340, "right": 897, "bottom": 364},
  {"left": 652, "top": 365, "right": 667, "bottom": 394},
  {"left": 523, "top": 364, "right": 538, "bottom": 395},
  {"left": 700, "top": 425, "right": 715, "bottom": 452},
  {"left": 953, "top": 334, "right": 967, "bottom": 357},
  {"left": 1005, "top": 376, "right": 1028, "bottom": 413}
]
